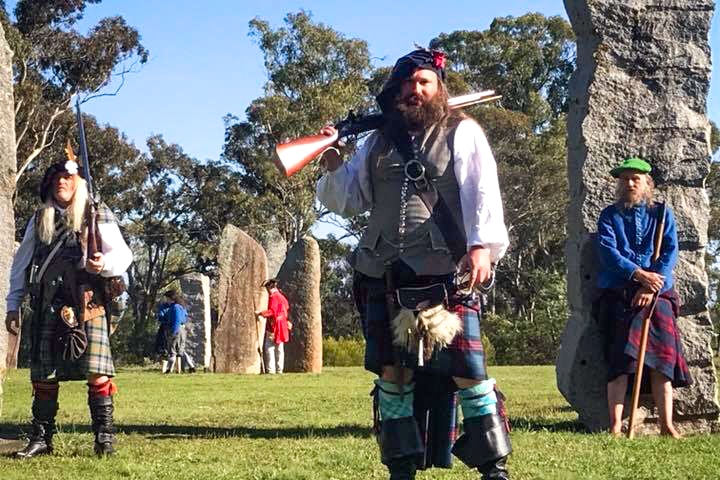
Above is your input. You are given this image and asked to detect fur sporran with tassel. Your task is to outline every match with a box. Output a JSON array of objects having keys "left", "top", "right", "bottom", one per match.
[{"left": 391, "top": 304, "right": 462, "bottom": 364}]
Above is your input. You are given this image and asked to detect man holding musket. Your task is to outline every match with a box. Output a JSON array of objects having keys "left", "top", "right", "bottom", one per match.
[
  {"left": 317, "top": 48, "right": 511, "bottom": 479},
  {"left": 5, "top": 158, "right": 132, "bottom": 457},
  {"left": 596, "top": 157, "right": 691, "bottom": 438}
]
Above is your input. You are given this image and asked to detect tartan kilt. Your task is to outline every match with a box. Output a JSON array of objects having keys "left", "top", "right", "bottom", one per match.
[
  {"left": 598, "top": 287, "right": 691, "bottom": 388},
  {"left": 354, "top": 270, "right": 487, "bottom": 380},
  {"left": 30, "top": 306, "right": 115, "bottom": 382}
]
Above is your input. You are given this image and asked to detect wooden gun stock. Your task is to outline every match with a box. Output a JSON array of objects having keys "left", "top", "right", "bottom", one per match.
[
  {"left": 86, "top": 202, "right": 101, "bottom": 259},
  {"left": 274, "top": 131, "right": 340, "bottom": 177}
]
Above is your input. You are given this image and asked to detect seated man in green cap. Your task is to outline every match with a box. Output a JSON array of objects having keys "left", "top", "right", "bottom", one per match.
[{"left": 595, "top": 157, "right": 691, "bottom": 438}]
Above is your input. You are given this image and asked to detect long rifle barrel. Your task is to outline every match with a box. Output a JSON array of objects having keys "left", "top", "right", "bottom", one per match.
[
  {"left": 75, "top": 98, "right": 94, "bottom": 200},
  {"left": 75, "top": 98, "right": 100, "bottom": 258},
  {"left": 273, "top": 90, "right": 500, "bottom": 177}
]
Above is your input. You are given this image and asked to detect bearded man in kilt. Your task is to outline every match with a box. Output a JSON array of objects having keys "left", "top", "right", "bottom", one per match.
[
  {"left": 5, "top": 159, "right": 133, "bottom": 457},
  {"left": 596, "top": 158, "right": 691, "bottom": 438},
  {"left": 317, "top": 48, "right": 511, "bottom": 480}
]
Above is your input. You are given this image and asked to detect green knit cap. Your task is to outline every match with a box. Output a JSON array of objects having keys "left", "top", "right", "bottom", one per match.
[{"left": 610, "top": 157, "right": 652, "bottom": 178}]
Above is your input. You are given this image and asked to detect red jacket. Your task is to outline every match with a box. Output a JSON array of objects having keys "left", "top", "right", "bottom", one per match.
[{"left": 259, "top": 289, "right": 290, "bottom": 344}]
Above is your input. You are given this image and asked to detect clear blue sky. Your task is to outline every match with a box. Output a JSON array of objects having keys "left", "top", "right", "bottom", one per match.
[{"left": 33, "top": 0, "right": 711, "bottom": 164}]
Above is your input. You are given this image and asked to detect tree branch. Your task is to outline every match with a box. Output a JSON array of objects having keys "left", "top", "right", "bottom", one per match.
[{"left": 15, "top": 98, "right": 73, "bottom": 183}]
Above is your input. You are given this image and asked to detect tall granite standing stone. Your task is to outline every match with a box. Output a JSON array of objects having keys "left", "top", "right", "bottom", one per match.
[
  {"left": 214, "top": 225, "right": 268, "bottom": 373},
  {"left": 0, "top": 24, "right": 17, "bottom": 418},
  {"left": 558, "top": 0, "right": 719, "bottom": 434},
  {"left": 258, "top": 229, "right": 286, "bottom": 278},
  {"left": 278, "top": 236, "right": 322, "bottom": 373},
  {"left": 180, "top": 273, "right": 212, "bottom": 370}
]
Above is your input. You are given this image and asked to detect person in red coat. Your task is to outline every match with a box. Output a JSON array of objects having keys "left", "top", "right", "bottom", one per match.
[{"left": 256, "top": 279, "right": 290, "bottom": 374}]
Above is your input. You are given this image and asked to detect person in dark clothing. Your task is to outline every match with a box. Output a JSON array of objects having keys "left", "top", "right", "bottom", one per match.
[
  {"left": 317, "top": 48, "right": 511, "bottom": 479},
  {"left": 5, "top": 159, "right": 132, "bottom": 457}
]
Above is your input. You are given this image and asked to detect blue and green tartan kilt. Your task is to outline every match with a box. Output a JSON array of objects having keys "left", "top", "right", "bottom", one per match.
[
  {"left": 30, "top": 307, "right": 115, "bottom": 382},
  {"left": 353, "top": 269, "right": 487, "bottom": 380}
]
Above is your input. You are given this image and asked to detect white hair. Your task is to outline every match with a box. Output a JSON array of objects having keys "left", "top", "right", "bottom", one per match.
[{"left": 37, "top": 176, "right": 89, "bottom": 245}]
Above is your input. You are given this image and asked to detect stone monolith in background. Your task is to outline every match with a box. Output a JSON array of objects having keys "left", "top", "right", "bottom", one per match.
[
  {"left": 278, "top": 236, "right": 322, "bottom": 373},
  {"left": 558, "top": 0, "right": 719, "bottom": 434},
  {"left": 214, "top": 225, "right": 268, "bottom": 373},
  {"left": 0, "top": 23, "right": 17, "bottom": 418},
  {"left": 258, "top": 229, "right": 286, "bottom": 278},
  {"left": 180, "top": 273, "right": 212, "bottom": 370}
]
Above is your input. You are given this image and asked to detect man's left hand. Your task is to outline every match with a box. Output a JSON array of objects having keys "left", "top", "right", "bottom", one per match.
[
  {"left": 86, "top": 252, "right": 105, "bottom": 274},
  {"left": 631, "top": 287, "right": 655, "bottom": 308},
  {"left": 461, "top": 246, "right": 492, "bottom": 289}
]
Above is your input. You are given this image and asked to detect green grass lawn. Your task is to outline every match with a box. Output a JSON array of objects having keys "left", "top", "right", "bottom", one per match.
[{"left": 0, "top": 365, "right": 718, "bottom": 479}]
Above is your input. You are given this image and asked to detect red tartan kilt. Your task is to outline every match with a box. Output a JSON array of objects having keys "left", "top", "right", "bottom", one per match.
[{"left": 599, "top": 287, "right": 691, "bottom": 388}]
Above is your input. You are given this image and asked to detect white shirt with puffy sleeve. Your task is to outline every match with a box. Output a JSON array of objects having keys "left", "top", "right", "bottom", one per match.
[{"left": 317, "top": 118, "right": 509, "bottom": 263}]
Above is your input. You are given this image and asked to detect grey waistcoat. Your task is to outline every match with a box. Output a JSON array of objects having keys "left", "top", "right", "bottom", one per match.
[{"left": 352, "top": 119, "right": 466, "bottom": 278}]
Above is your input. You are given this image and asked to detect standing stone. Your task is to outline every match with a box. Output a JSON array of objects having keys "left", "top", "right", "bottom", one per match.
[
  {"left": 558, "top": 0, "right": 719, "bottom": 433},
  {"left": 278, "top": 236, "right": 322, "bottom": 373},
  {"left": 214, "top": 225, "right": 268, "bottom": 373},
  {"left": 258, "top": 229, "right": 286, "bottom": 278},
  {"left": 180, "top": 273, "right": 212, "bottom": 370},
  {"left": 0, "top": 24, "right": 17, "bottom": 419}
]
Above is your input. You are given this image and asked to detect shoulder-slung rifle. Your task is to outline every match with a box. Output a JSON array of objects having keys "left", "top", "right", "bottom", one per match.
[
  {"left": 273, "top": 90, "right": 501, "bottom": 177},
  {"left": 75, "top": 98, "right": 101, "bottom": 261}
]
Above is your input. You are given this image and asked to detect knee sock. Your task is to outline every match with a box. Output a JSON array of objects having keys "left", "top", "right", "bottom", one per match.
[
  {"left": 458, "top": 378, "right": 497, "bottom": 420},
  {"left": 88, "top": 379, "right": 118, "bottom": 400},
  {"left": 32, "top": 382, "right": 59, "bottom": 402},
  {"left": 374, "top": 379, "right": 414, "bottom": 420}
]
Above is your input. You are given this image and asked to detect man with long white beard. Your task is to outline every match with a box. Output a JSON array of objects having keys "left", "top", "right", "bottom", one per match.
[
  {"left": 596, "top": 157, "right": 691, "bottom": 438},
  {"left": 317, "top": 48, "right": 511, "bottom": 480},
  {"left": 5, "top": 159, "right": 132, "bottom": 457}
]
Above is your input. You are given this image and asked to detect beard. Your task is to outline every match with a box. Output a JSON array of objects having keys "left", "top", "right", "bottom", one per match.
[
  {"left": 617, "top": 185, "right": 649, "bottom": 209},
  {"left": 388, "top": 90, "right": 449, "bottom": 132}
]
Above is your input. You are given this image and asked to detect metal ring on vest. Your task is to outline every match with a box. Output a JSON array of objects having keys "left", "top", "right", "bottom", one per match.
[{"left": 404, "top": 160, "right": 426, "bottom": 182}]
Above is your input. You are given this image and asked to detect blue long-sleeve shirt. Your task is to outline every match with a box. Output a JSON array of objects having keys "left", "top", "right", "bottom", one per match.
[
  {"left": 157, "top": 302, "right": 188, "bottom": 335},
  {"left": 596, "top": 202, "right": 678, "bottom": 293}
]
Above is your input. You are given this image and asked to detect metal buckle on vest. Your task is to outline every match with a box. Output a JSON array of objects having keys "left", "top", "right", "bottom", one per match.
[
  {"left": 404, "top": 160, "right": 425, "bottom": 182},
  {"left": 404, "top": 160, "right": 429, "bottom": 191}
]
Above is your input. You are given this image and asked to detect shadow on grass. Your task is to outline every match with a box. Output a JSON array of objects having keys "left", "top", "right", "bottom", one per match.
[
  {"left": 0, "top": 422, "right": 373, "bottom": 441},
  {"left": 1, "top": 416, "right": 585, "bottom": 440}
]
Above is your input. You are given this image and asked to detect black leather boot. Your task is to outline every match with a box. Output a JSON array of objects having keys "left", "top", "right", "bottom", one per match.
[
  {"left": 387, "top": 455, "right": 417, "bottom": 480},
  {"left": 478, "top": 455, "right": 510, "bottom": 480},
  {"left": 89, "top": 395, "right": 116, "bottom": 456},
  {"left": 16, "top": 398, "right": 58, "bottom": 459},
  {"left": 452, "top": 413, "right": 512, "bottom": 480},
  {"left": 379, "top": 417, "right": 423, "bottom": 480}
]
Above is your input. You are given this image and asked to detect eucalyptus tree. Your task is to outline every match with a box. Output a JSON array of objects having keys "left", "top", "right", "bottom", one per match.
[
  {"left": 222, "top": 11, "right": 374, "bottom": 245},
  {"left": 0, "top": 0, "right": 147, "bottom": 193}
]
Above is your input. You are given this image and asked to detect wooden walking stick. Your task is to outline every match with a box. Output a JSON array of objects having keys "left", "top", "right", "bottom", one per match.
[
  {"left": 255, "top": 316, "right": 266, "bottom": 374},
  {"left": 627, "top": 202, "right": 666, "bottom": 439},
  {"left": 253, "top": 296, "right": 266, "bottom": 374}
]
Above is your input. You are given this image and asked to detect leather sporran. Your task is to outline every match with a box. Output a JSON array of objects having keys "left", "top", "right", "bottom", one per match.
[{"left": 56, "top": 305, "right": 88, "bottom": 361}]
